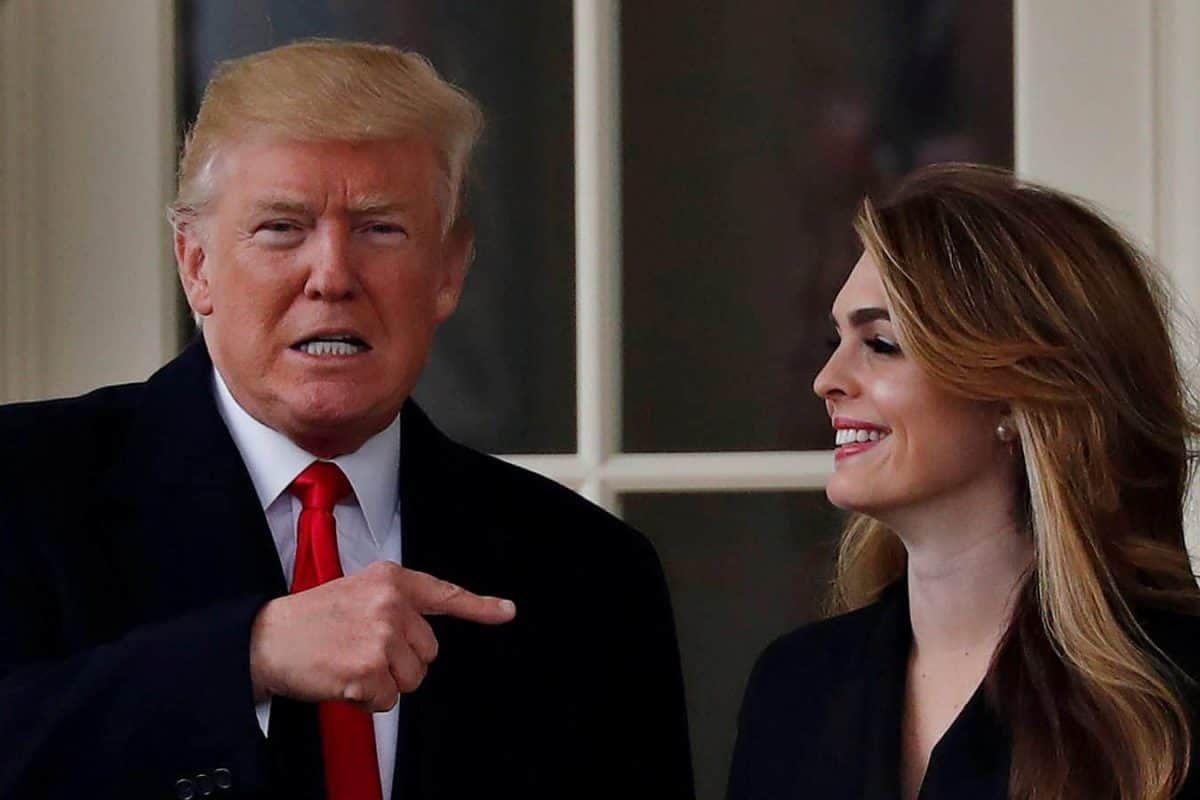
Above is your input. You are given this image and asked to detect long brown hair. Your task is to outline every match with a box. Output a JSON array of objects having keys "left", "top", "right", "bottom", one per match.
[{"left": 832, "top": 163, "right": 1200, "bottom": 800}]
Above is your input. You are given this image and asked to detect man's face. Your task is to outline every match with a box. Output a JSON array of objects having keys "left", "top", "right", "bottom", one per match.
[{"left": 175, "top": 137, "right": 471, "bottom": 456}]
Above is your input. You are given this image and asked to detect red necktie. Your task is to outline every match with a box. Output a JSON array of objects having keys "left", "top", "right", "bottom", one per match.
[{"left": 289, "top": 461, "right": 384, "bottom": 800}]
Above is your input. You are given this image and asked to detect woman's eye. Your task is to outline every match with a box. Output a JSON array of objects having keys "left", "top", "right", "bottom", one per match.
[{"left": 866, "top": 337, "right": 900, "bottom": 355}]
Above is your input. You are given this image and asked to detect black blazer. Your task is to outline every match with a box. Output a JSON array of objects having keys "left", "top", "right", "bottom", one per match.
[
  {"left": 728, "top": 581, "right": 1200, "bottom": 800},
  {"left": 0, "top": 340, "right": 695, "bottom": 800}
]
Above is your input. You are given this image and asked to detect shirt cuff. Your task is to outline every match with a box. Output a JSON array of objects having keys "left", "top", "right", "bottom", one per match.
[{"left": 254, "top": 697, "right": 271, "bottom": 738}]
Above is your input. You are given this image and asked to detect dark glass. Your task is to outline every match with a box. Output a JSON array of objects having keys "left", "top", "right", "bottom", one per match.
[
  {"left": 177, "top": 1, "right": 576, "bottom": 453},
  {"left": 622, "top": 491, "right": 846, "bottom": 800},
  {"left": 622, "top": 1, "right": 1014, "bottom": 452}
]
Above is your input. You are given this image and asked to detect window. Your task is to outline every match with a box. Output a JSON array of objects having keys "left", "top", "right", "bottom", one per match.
[{"left": 179, "top": 4, "right": 1013, "bottom": 796}]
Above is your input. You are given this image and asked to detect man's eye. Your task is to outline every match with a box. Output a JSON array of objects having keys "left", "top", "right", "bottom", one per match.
[
  {"left": 866, "top": 337, "right": 900, "bottom": 355},
  {"left": 254, "top": 221, "right": 303, "bottom": 237},
  {"left": 251, "top": 221, "right": 306, "bottom": 246},
  {"left": 362, "top": 223, "right": 408, "bottom": 237}
]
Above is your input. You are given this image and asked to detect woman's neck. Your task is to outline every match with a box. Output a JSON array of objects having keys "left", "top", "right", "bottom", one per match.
[{"left": 889, "top": 490, "right": 1033, "bottom": 657}]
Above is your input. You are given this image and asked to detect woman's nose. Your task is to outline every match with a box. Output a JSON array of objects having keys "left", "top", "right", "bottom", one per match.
[{"left": 813, "top": 343, "right": 853, "bottom": 400}]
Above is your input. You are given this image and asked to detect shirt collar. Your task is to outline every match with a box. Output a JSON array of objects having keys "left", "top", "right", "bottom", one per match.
[{"left": 212, "top": 367, "right": 401, "bottom": 548}]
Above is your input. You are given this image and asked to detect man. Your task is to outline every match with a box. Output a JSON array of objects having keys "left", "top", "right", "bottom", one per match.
[{"left": 0, "top": 40, "right": 693, "bottom": 800}]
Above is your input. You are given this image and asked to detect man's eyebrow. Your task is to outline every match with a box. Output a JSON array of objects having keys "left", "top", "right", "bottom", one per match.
[
  {"left": 250, "top": 197, "right": 313, "bottom": 216},
  {"left": 246, "top": 196, "right": 410, "bottom": 217},
  {"left": 345, "top": 194, "right": 410, "bottom": 215},
  {"left": 348, "top": 200, "right": 408, "bottom": 216},
  {"left": 829, "top": 307, "right": 891, "bottom": 328}
]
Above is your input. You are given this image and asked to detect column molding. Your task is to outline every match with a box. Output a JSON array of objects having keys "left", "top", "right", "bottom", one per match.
[{"left": 0, "top": 0, "right": 42, "bottom": 402}]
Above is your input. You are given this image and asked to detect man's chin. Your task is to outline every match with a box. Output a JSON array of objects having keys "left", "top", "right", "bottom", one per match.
[{"left": 279, "top": 398, "right": 400, "bottom": 457}]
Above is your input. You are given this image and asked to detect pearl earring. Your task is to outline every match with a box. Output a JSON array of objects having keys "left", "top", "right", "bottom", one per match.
[{"left": 995, "top": 420, "right": 1016, "bottom": 442}]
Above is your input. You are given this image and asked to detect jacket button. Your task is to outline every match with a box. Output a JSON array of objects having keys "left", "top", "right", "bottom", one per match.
[
  {"left": 195, "top": 772, "right": 215, "bottom": 796},
  {"left": 175, "top": 778, "right": 196, "bottom": 800},
  {"left": 213, "top": 768, "right": 233, "bottom": 790}
]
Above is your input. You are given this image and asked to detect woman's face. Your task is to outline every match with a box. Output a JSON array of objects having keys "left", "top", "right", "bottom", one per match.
[{"left": 813, "top": 253, "right": 1014, "bottom": 520}]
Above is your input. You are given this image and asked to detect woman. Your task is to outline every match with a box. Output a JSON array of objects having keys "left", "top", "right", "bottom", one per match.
[{"left": 728, "top": 163, "right": 1200, "bottom": 800}]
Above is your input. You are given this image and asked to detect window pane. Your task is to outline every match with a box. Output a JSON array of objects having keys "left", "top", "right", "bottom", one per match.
[
  {"left": 622, "top": 1, "right": 1013, "bottom": 452},
  {"left": 178, "top": 0, "right": 576, "bottom": 453},
  {"left": 622, "top": 491, "right": 846, "bottom": 800}
]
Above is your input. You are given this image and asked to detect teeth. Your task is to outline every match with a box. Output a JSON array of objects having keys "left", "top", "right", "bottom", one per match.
[
  {"left": 299, "top": 339, "right": 365, "bottom": 356},
  {"left": 834, "top": 428, "right": 887, "bottom": 446}
]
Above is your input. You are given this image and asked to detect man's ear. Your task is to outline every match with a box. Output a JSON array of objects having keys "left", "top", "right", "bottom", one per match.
[
  {"left": 174, "top": 224, "right": 214, "bottom": 317},
  {"left": 434, "top": 218, "right": 474, "bottom": 322}
]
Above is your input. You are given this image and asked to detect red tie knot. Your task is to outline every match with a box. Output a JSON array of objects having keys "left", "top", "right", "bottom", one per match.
[{"left": 289, "top": 461, "right": 353, "bottom": 512}]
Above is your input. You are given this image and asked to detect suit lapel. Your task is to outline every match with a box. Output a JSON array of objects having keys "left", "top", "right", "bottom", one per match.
[
  {"left": 94, "top": 338, "right": 286, "bottom": 612},
  {"left": 392, "top": 400, "right": 460, "bottom": 800},
  {"left": 391, "top": 401, "right": 520, "bottom": 799},
  {"left": 94, "top": 338, "right": 325, "bottom": 799}
]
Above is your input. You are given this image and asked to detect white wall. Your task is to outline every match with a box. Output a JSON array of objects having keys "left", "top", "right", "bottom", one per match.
[
  {"left": 0, "top": 0, "right": 177, "bottom": 403},
  {"left": 1017, "top": 0, "right": 1200, "bottom": 302}
]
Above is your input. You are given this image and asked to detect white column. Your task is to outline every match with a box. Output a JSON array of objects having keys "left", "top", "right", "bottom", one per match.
[
  {"left": 1017, "top": 0, "right": 1200, "bottom": 555},
  {"left": 1154, "top": 2, "right": 1200, "bottom": 317},
  {"left": 0, "top": 0, "right": 179, "bottom": 403},
  {"left": 1015, "top": 0, "right": 1156, "bottom": 249}
]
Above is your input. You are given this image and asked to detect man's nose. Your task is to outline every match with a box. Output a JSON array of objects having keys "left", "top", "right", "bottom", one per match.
[{"left": 303, "top": 224, "right": 359, "bottom": 301}]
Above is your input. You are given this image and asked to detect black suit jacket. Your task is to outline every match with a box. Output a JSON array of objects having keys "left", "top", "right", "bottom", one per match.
[
  {"left": 728, "top": 580, "right": 1200, "bottom": 800},
  {"left": 0, "top": 340, "right": 695, "bottom": 800}
]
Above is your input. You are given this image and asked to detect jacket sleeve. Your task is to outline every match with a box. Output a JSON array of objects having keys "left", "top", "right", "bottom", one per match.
[{"left": 0, "top": 522, "right": 276, "bottom": 799}]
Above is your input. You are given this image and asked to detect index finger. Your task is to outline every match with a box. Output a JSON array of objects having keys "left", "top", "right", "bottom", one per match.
[{"left": 408, "top": 572, "right": 517, "bottom": 624}]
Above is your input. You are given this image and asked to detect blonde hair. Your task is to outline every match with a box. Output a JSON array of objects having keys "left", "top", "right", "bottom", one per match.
[
  {"left": 168, "top": 39, "right": 484, "bottom": 233},
  {"left": 833, "top": 163, "right": 1200, "bottom": 800}
]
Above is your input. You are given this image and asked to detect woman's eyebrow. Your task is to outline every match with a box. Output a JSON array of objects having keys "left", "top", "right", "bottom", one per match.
[{"left": 829, "top": 307, "right": 891, "bottom": 329}]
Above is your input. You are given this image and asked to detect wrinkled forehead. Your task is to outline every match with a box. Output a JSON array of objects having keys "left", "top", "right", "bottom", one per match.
[{"left": 204, "top": 136, "right": 447, "bottom": 216}]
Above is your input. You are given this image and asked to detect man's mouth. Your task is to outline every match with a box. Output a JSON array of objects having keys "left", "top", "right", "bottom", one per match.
[{"left": 290, "top": 334, "right": 371, "bottom": 356}]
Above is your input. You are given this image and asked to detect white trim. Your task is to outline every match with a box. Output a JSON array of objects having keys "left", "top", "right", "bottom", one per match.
[
  {"left": 599, "top": 452, "right": 832, "bottom": 493},
  {"left": 0, "top": 0, "right": 41, "bottom": 402},
  {"left": 503, "top": 452, "right": 832, "bottom": 494},
  {"left": 573, "top": 0, "right": 623, "bottom": 509}
]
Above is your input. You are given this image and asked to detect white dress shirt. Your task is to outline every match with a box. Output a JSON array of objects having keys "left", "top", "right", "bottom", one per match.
[{"left": 213, "top": 369, "right": 403, "bottom": 799}]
